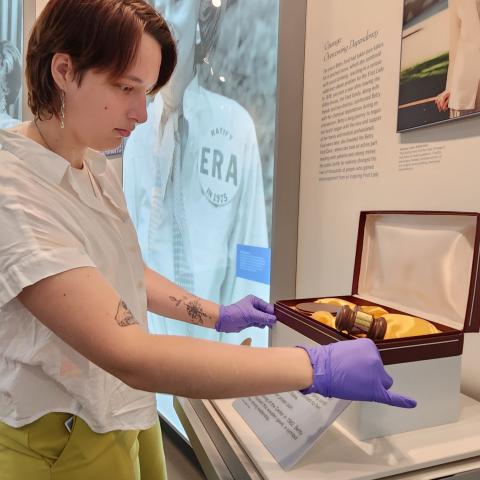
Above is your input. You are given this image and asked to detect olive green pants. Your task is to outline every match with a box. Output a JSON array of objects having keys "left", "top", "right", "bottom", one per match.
[{"left": 0, "top": 413, "right": 167, "bottom": 479}]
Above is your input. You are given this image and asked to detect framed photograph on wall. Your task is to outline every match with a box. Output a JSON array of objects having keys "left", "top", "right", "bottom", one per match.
[{"left": 397, "top": 0, "right": 480, "bottom": 132}]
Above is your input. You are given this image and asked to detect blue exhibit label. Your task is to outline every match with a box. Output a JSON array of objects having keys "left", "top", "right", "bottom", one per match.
[{"left": 236, "top": 245, "right": 271, "bottom": 285}]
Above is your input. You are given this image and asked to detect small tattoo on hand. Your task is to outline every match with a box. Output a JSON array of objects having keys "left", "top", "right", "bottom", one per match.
[{"left": 115, "top": 300, "right": 138, "bottom": 327}]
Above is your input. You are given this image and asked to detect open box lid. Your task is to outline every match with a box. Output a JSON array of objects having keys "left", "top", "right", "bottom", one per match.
[{"left": 353, "top": 211, "right": 480, "bottom": 332}]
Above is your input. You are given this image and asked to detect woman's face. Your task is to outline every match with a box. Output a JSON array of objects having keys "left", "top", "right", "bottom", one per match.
[
  {"left": 153, "top": 0, "right": 201, "bottom": 106},
  {"left": 63, "top": 33, "right": 162, "bottom": 151}
]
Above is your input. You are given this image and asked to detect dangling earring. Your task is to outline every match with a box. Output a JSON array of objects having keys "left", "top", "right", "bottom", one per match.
[
  {"left": 0, "top": 81, "right": 7, "bottom": 113},
  {"left": 60, "top": 90, "right": 65, "bottom": 129},
  {"left": 196, "top": 22, "right": 202, "bottom": 46}
]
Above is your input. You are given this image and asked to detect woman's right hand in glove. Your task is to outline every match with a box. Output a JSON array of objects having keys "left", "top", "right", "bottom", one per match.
[{"left": 298, "top": 338, "right": 417, "bottom": 408}]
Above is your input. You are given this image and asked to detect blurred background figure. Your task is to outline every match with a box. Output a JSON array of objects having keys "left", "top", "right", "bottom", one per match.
[
  {"left": 123, "top": 0, "right": 277, "bottom": 430},
  {"left": 0, "top": 40, "right": 22, "bottom": 129},
  {"left": 124, "top": 0, "right": 270, "bottom": 345}
]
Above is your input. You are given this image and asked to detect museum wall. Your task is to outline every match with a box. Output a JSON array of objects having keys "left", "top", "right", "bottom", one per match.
[{"left": 298, "top": 0, "right": 480, "bottom": 400}]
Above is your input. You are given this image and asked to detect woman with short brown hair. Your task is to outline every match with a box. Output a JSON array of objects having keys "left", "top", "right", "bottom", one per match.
[{"left": 0, "top": 1, "right": 415, "bottom": 478}]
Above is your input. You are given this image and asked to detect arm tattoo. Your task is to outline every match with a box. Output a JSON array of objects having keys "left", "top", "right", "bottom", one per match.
[
  {"left": 169, "top": 296, "right": 183, "bottom": 308},
  {"left": 115, "top": 300, "right": 139, "bottom": 327},
  {"left": 169, "top": 295, "right": 212, "bottom": 326}
]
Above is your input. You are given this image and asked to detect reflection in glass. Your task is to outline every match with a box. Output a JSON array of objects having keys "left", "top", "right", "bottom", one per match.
[
  {"left": 0, "top": 0, "right": 23, "bottom": 128},
  {"left": 123, "top": 0, "right": 279, "bottom": 433}
]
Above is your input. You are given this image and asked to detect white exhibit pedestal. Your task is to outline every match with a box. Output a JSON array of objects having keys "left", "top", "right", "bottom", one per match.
[
  {"left": 272, "top": 321, "right": 462, "bottom": 440},
  {"left": 211, "top": 394, "right": 480, "bottom": 480}
]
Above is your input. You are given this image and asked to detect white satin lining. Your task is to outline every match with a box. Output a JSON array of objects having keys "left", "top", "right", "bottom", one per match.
[{"left": 357, "top": 214, "right": 476, "bottom": 329}]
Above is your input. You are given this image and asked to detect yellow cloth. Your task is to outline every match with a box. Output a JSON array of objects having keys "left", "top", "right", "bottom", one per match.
[
  {"left": 311, "top": 298, "right": 441, "bottom": 339},
  {"left": 359, "top": 305, "right": 389, "bottom": 318},
  {"left": 314, "top": 298, "right": 356, "bottom": 308},
  {"left": 0, "top": 413, "right": 166, "bottom": 480},
  {"left": 311, "top": 311, "right": 336, "bottom": 329},
  {"left": 382, "top": 314, "right": 441, "bottom": 340}
]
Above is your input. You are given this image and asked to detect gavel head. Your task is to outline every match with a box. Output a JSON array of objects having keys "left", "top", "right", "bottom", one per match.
[{"left": 335, "top": 305, "right": 387, "bottom": 341}]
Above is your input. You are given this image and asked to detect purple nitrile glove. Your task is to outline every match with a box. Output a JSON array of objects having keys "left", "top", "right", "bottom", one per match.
[
  {"left": 215, "top": 295, "right": 277, "bottom": 333},
  {"left": 298, "top": 338, "right": 417, "bottom": 408}
]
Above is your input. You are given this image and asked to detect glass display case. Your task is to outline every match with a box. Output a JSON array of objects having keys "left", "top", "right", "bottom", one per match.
[{"left": 122, "top": 0, "right": 280, "bottom": 435}]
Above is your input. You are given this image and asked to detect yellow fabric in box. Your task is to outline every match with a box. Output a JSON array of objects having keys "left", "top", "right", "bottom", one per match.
[
  {"left": 360, "top": 305, "right": 389, "bottom": 318},
  {"left": 311, "top": 298, "right": 441, "bottom": 339},
  {"left": 314, "top": 298, "right": 356, "bottom": 308},
  {"left": 381, "top": 314, "right": 441, "bottom": 339},
  {"left": 311, "top": 311, "right": 336, "bottom": 329},
  {"left": 316, "top": 299, "right": 389, "bottom": 318}
]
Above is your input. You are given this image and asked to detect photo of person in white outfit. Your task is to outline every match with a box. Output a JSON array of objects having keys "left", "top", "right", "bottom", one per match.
[{"left": 435, "top": 0, "right": 480, "bottom": 117}]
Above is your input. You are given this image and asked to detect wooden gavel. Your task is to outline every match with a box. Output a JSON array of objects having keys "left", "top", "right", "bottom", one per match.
[{"left": 335, "top": 305, "right": 387, "bottom": 340}]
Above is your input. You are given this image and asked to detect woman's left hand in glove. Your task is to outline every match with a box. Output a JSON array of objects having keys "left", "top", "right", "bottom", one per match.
[{"left": 215, "top": 295, "right": 277, "bottom": 333}]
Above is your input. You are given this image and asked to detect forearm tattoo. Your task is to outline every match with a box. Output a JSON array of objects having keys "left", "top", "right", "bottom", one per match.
[
  {"left": 115, "top": 300, "right": 139, "bottom": 327},
  {"left": 169, "top": 295, "right": 212, "bottom": 326}
]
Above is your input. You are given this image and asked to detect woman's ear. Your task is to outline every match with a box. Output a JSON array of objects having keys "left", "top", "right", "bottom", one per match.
[{"left": 51, "top": 53, "right": 74, "bottom": 91}]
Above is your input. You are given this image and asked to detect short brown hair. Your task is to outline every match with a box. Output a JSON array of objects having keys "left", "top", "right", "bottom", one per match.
[{"left": 26, "top": 0, "right": 177, "bottom": 120}]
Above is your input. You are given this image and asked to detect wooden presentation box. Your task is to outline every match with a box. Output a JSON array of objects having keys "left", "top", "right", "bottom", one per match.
[{"left": 273, "top": 211, "right": 480, "bottom": 439}]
